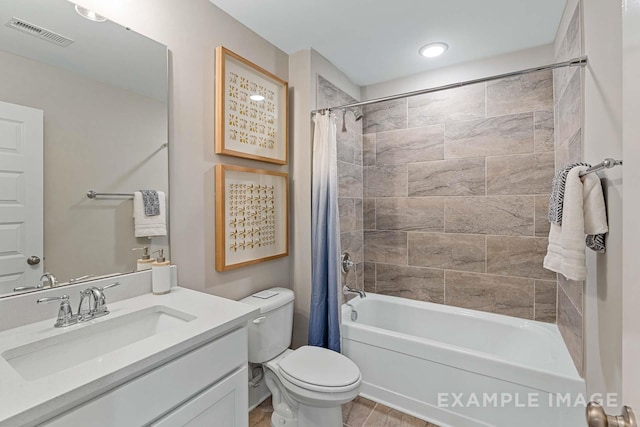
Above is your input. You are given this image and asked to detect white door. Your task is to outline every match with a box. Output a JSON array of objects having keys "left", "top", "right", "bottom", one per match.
[
  {"left": 622, "top": 0, "right": 640, "bottom": 416},
  {"left": 0, "top": 101, "right": 43, "bottom": 295}
]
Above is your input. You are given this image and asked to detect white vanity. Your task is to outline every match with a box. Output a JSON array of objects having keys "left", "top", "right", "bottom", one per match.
[{"left": 0, "top": 273, "right": 258, "bottom": 427}]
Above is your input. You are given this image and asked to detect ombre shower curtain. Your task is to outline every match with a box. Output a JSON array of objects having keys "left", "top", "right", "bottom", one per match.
[{"left": 309, "top": 112, "right": 341, "bottom": 352}]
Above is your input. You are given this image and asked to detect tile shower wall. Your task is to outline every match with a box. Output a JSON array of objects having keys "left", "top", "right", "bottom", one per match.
[
  {"left": 554, "top": 2, "right": 584, "bottom": 375},
  {"left": 316, "top": 76, "right": 365, "bottom": 291},
  {"left": 360, "top": 71, "right": 557, "bottom": 322}
]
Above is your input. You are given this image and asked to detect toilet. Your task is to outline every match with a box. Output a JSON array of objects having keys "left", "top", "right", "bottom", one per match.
[{"left": 241, "top": 287, "right": 361, "bottom": 427}]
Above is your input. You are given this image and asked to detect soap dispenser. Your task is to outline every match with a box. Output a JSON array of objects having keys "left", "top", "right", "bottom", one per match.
[
  {"left": 133, "top": 246, "right": 154, "bottom": 271},
  {"left": 151, "top": 249, "right": 171, "bottom": 295}
]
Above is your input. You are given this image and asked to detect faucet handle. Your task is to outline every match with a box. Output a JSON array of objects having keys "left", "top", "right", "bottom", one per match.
[
  {"left": 37, "top": 295, "right": 69, "bottom": 304},
  {"left": 37, "top": 295, "right": 76, "bottom": 328},
  {"left": 99, "top": 282, "right": 120, "bottom": 292}
]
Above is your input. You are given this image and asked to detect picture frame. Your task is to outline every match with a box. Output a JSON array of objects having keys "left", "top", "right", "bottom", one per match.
[
  {"left": 215, "top": 164, "right": 289, "bottom": 271},
  {"left": 215, "top": 46, "right": 289, "bottom": 165}
]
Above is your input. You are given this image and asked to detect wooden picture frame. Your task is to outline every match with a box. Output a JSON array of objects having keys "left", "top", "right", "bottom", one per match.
[
  {"left": 215, "top": 164, "right": 289, "bottom": 271},
  {"left": 215, "top": 46, "right": 289, "bottom": 165}
]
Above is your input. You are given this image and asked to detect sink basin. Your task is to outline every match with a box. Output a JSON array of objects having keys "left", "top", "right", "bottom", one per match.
[{"left": 2, "top": 306, "right": 196, "bottom": 381}]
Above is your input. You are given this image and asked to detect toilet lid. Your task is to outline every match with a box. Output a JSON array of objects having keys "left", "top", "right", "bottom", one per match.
[{"left": 278, "top": 346, "right": 360, "bottom": 388}]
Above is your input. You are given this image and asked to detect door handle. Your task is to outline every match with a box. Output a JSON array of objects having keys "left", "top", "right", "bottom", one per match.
[
  {"left": 587, "top": 402, "right": 637, "bottom": 427},
  {"left": 27, "top": 256, "right": 41, "bottom": 265}
]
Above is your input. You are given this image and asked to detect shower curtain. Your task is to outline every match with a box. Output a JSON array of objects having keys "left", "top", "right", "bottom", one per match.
[{"left": 309, "top": 112, "right": 341, "bottom": 352}]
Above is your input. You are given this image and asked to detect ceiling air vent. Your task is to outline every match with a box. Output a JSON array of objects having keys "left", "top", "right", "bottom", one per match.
[{"left": 5, "top": 17, "right": 74, "bottom": 47}]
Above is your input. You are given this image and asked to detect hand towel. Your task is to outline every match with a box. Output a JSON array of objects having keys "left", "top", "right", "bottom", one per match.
[
  {"left": 134, "top": 191, "right": 167, "bottom": 237},
  {"left": 140, "top": 190, "right": 160, "bottom": 216},
  {"left": 544, "top": 166, "right": 588, "bottom": 281},
  {"left": 548, "top": 162, "right": 590, "bottom": 224},
  {"left": 582, "top": 173, "right": 608, "bottom": 253},
  {"left": 543, "top": 167, "right": 609, "bottom": 280}
]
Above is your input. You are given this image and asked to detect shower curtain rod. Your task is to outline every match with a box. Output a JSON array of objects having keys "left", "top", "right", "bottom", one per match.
[{"left": 311, "top": 56, "right": 588, "bottom": 115}]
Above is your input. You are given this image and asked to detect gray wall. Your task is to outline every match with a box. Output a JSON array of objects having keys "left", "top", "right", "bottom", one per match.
[
  {"left": 357, "top": 72, "right": 557, "bottom": 322},
  {"left": 75, "top": 0, "right": 291, "bottom": 301},
  {"left": 0, "top": 49, "right": 168, "bottom": 283}
]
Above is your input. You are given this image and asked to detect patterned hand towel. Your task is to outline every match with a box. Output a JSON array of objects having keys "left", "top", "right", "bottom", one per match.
[{"left": 140, "top": 190, "right": 160, "bottom": 216}]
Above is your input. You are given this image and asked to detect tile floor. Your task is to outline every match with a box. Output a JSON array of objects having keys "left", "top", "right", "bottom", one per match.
[{"left": 249, "top": 396, "right": 440, "bottom": 427}]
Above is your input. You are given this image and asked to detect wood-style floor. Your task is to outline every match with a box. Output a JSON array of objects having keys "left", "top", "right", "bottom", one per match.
[{"left": 249, "top": 396, "right": 440, "bottom": 427}]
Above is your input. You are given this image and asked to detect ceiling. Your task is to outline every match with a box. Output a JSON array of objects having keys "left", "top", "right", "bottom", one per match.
[
  {"left": 209, "top": 0, "right": 567, "bottom": 86},
  {"left": 0, "top": 0, "right": 167, "bottom": 101}
]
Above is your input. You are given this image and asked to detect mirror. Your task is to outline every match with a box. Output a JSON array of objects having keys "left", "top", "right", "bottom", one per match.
[{"left": 0, "top": 0, "right": 169, "bottom": 297}]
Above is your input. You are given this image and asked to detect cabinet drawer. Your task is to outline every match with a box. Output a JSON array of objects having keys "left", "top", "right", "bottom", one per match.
[
  {"left": 151, "top": 366, "right": 247, "bottom": 427},
  {"left": 43, "top": 327, "right": 248, "bottom": 427}
]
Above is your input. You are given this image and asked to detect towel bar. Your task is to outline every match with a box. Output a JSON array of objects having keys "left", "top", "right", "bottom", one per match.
[
  {"left": 87, "top": 190, "right": 134, "bottom": 199},
  {"left": 579, "top": 158, "right": 622, "bottom": 177}
]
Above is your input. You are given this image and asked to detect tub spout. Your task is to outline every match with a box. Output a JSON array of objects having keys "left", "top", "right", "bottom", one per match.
[{"left": 343, "top": 285, "right": 366, "bottom": 298}]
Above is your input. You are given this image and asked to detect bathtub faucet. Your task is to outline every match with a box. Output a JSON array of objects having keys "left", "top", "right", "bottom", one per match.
[{"left": 343, "top": 285, "right": 366, "bottom": 298}]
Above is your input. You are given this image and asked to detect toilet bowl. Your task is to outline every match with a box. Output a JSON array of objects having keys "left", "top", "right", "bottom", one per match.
[{"left": 241, "top": 288, "right": 361, "bottom": 427}]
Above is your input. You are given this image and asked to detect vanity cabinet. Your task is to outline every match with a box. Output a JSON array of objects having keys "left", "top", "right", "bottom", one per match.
[{"left": 41, "top": 327, "right": 249, "bottom": 427}]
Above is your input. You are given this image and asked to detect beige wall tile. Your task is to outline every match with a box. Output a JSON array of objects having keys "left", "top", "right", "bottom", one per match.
[
  {"left": 408, "top": 233, "right": 485, "bottom": 273},
  {"left": 363, "top": 99, "right": 407, "bottom": 133},
  {"left": 557, "top": 286, "right": 583, "bottom": 375},
  {"left": 363, "top": 198, "right": 376, "bottom": 230},
  {"left": 363, "top": 133, "right": 376, "bottom": 166},
  {"left": 341, "top": 231, "right": 363, "bottom": 264},
  {"left": 376, "top": 263, "right": 444, "bottom": 303},
  {"left": 445, "top": 113, "right": 534, "bottom": 158},
  {"left": 355, "top": 198, "right": 363, "bottom": 230},
  {"left": 486, "top": 70, "right": 553, "bottom": 117},
  {"left": 364, "top": 262, "right": 376, "bottom": 293},
  {"left": 364, "top": 230, "right": 407, "bottom": 264},
  {"left": 558, "top": 274, "right": 583, "bottom": 314},
  {"left": 339, "top": 198, "right": 356, "bottom": 233},
  {"left": 364, "top": 165, "right": 407, "bottom": 197},
  {"left": 556, "top": 69, "right": 581, "bottom": 145},
  {"left": 445, "top": 271, "right": 534, "bottom": 319},
  {"left": 408, "top": 158, "right": 486, "bottom": 197},
  {"left": 535, "top": 195, "right": 551, "bottom": 237},
  {"left": 338, "top": 161, "right": 363, "bottom": 198},
  {"left": 535, "top": 280, "right": 557, "bottom": 323},
  {"left": 535, "top": 110, "right": 555, "bottom": 152},
  {"left": 407, "top": 83, "right": 485, "bottom": 127},
  {"left": 375, "top": 198, "right": 444, "bottom": 232},
  {"left": 376, "top": 125, "right": 444, "bottom": 165},
  {"left": 486, "top": 236, "right": 556, "bottom": 280},
  {"left": 486, "top": 152, "right": 555, "bottom": 195},
  {"left": 445, "top": 196, "right": 534, "bottom": 236}
]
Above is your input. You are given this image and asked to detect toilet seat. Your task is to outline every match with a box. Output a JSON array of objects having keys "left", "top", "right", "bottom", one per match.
[{"left": 278, "top": 346, "right": 361, "bottom": 393}]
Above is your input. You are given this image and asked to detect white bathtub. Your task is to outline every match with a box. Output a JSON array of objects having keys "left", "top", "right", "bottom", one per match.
[{"left": 341, "top": 293, "right": 586, "bottom": 427}]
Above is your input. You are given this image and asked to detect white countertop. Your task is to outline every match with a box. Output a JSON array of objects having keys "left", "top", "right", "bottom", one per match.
[{"left": 0, "top": 287, "right": 259, "bottom": 426}]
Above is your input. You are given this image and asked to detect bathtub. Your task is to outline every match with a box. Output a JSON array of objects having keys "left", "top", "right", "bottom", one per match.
[{"left": 341, "top": 293, "right": 586, "bottom": 427}]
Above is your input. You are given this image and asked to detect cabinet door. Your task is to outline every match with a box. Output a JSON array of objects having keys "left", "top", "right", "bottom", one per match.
[{"left": 151, "top": 366, "right": 248, "bottom": 427}]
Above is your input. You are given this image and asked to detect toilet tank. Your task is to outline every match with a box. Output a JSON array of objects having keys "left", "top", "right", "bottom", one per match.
[{"left": 240, "top": 287, "right": 294, "bottom": 363}]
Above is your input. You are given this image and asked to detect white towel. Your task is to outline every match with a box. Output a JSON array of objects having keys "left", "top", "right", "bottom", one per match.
[
  {"left": 543, "top": 166, "right": 608, "bottom": 281},
  {"left": 134, "top": 191, "right": 167, "bottom": 237}
]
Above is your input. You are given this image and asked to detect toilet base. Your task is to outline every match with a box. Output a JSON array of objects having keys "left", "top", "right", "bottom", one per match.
[{"left": 271, "top": 403, "right": 342, "bottom": 427}]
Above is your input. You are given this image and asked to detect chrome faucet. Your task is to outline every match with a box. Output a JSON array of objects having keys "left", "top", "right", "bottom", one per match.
[
  {"left": 37, "top": 294, "right": 75, "bottom": 328},
  {"left": 78, "top": 282, "right": 120, "bottom": 321},
  {"left": 38, "top": 282, "right": 120, "bottom": 328},
  {"left": 13, "top": 272, "right": 58, "bottom": 292},
  {"left": 343, "top": 285, "right": 366, "bottom": 299}
]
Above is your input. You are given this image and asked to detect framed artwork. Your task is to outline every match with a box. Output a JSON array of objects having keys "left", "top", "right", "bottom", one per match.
[
  {"left": 215, "top": 164, "right": 289, "bottom": 271},
  {"left": 215, "top": 46, "right": 289, "bottom": 165}
]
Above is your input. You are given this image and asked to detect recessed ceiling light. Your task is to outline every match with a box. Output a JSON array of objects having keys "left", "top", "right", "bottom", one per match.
[
  {"left": 74, "top": 5, "right": 107, "bottom": 22},
  {"left": 250, "top": 94, "right": 265, "bottom": 102},
  {"left": 419, "top": 42, "right": 448, "bottom": 58}
]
